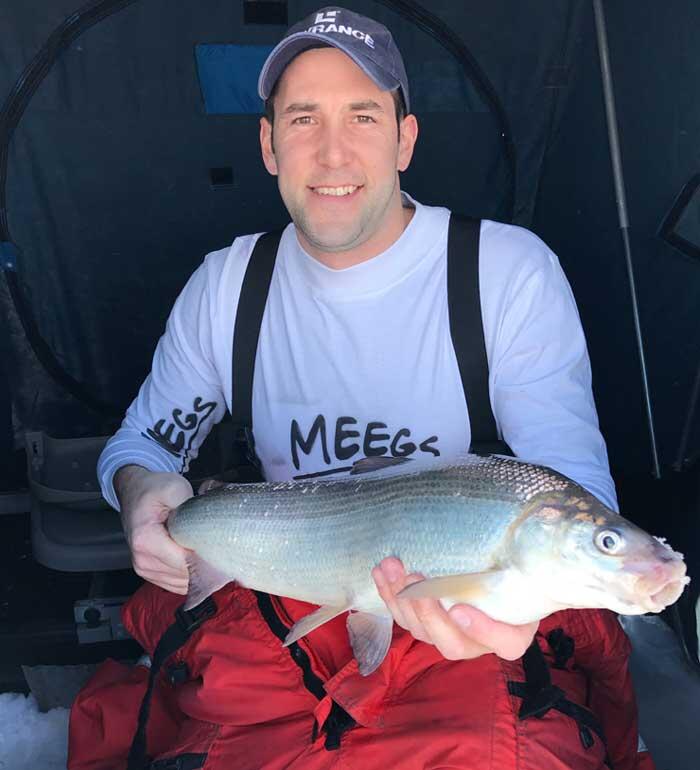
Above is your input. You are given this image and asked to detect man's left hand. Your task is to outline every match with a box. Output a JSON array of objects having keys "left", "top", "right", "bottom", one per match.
[{"left": 372, "top": 557, "right": 538, "bottom": 661}]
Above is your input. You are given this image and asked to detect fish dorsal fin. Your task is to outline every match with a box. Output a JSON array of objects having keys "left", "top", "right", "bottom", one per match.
[
  {"left": 398, "top": 571, "right": 502, "bottom": 604},
  {"left": 347, "top": 611, "right": 394, "bottom": 676},
  {"left": 283, "top": 603, "right": 351, "bottom": 647},
  {"left": 184, "top": 552, "right": 232, "bottom": 611},
  {"left": 350, "top": 456, "right": 413, "bottom": 475}
]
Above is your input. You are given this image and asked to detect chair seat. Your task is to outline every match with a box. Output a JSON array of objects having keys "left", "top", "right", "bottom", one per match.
[
  {"left": 31, "top": 500, "right": 131, "bottom": 572},
  {"left": 23, "top": 428, "right": 235, "bottom": 574}
]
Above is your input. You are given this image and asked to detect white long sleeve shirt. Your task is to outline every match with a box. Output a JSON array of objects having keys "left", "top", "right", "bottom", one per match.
[{"left": 98, "top": 193, "right": 618, "bottom": 511}]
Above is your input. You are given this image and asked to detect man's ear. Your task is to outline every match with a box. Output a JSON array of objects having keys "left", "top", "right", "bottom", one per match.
[
  {"left": 397, "top": 114, "right": 418, "bottom": 173},
  {"left": 260, "top": 116, "right": 278, "bottom": 176}
]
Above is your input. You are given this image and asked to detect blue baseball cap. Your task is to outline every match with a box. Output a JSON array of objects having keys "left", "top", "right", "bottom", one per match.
[{"left": 257, "top": 6, "right": 410, "bottom": 113}]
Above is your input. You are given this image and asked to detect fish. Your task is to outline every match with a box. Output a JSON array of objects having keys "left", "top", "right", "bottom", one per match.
[{"left": 166, "top": 454, "right": 689, "bottom": 675}]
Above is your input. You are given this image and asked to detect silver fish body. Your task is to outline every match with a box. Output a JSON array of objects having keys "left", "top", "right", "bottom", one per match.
[
  {"left": 170, "top": 456, "right": 558, "bottom": 614},
  {"left": 167, "top": 455, "right": 688, "bottom": 674}
]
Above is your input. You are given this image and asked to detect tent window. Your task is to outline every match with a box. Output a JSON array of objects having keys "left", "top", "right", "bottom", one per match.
[{"left": 195, "top": 44, "right": 274, "bottom": 114}]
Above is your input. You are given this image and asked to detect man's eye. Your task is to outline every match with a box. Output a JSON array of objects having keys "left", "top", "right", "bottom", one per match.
[
  {"left": 292, "top": 116, "right": 313, "bottom": 125},
  {"left": 355, "top": 115, "right": 376, "bottom": 123}
]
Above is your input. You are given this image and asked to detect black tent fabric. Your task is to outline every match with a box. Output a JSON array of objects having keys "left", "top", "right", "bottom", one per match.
[
  {"left": 0, "top": 0, "right": 699, "bottom": 478},
  {"left": 534, "top": 0, "right": 700, "bottom": 475}
]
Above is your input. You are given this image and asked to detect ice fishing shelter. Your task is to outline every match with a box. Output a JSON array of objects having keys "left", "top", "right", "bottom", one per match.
[{"left": 1, "top": 0, "right": 700, "bottom": 762}]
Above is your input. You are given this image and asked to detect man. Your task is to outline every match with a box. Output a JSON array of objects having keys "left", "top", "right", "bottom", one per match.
[{"left": 70, "top": 7, "right": 650, "bottom": 770}]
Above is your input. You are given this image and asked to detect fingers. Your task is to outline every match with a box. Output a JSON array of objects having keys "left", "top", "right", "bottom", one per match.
[
  {"left": 131, "top": 556, "right": 189, "bottom": 594},
  {"left": 448, "top": 605, "right": 539, "bottom": 661},
  {"left": 117, "top": 470, "right": 196, "bottom": 595},
  {"left": 154, "top": 475, "right": 194, "bottom": 519},
  {"left": 412, "top": 599, "right": 492, "bottom": 660},
  {"left": 373, "top": 557, "right": 538, "bottom": 661},
  {"left": 135, "top": 569, "right": 189, "bottom": 595},
  {"left": 130, "top": 522, "right": 190, "bottom": 594},
  {"left": 197, "top": 478, "right": 225, "bottom": 495},
  {"left": 131, "top": 522, "right": 188, "bottom": 570},
  {"left": 372, "top": 561, "right": 432, "bottom": 643}
]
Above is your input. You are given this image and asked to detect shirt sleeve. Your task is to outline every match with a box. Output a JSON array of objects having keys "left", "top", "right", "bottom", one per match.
[
  {"left": 483, "top": 224, "right": 619, "bottom": 511},
  {"left": 97, "top": 248, "right": 230, "bottom": 511}
]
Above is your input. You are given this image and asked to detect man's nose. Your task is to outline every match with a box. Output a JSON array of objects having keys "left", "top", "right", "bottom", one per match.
[{"left": 316, "top": 123, "right": 352, "bottom": 168}]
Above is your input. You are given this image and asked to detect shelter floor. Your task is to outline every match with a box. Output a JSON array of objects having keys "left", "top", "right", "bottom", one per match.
[
  {"left": 622, "top": 614, "right": 700, "bottom": 770},
  {"left": 0, "top": 512, "right": 142, "bottom": 693}
]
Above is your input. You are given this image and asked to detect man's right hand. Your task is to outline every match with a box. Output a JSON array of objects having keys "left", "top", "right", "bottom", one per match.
[
  {"left": 114, "top": 465, "right": 193, "bottom": 594},
  {"left": 372, "top": 557, "right": 538, "bottom": 662}
]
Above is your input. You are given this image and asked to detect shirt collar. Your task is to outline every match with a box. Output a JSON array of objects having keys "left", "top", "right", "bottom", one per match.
[{"left": 280, "top": 192, "right": 434, "bottom": 300}]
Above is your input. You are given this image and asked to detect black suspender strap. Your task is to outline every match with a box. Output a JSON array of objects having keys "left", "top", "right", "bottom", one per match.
[
  {"left": 126, "top": 598, "right": 217, "bottom": 770},
  {"left": 447, "top": 214, "right": 510, "bottom": 455},
  {"left": 507, "top": 639, "right": 611, "bottom": 762},
  {"left": 233, "top": 220, "right": 505, "bottom": 460},
  {"left": 254, "top": 591, "right": 357, "bottom": 750},
  {"left": 231, "top": 230, "right": 284, "bottom": 467},
  {"left": 253, "top": 591, "right": 326, "bottom": 701},
  {"left": 147, "top": 754, "right": 207, "bottom": 770}
]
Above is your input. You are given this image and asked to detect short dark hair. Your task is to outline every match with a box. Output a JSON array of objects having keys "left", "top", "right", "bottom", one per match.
[{"left": 263, "top": 45, "right": 407, "bottom": 141}]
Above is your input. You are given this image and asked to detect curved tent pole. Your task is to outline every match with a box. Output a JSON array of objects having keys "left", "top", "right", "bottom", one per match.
[
  {"left": 0, "top": 0, "right": 140, "bottom": 418},
  {"left": 0, "top": 0, "right": 515, "bottom": 418},
  {"left": 592, "top": 0, "right": 661, "bottom": 478},
  {"left": 0, "top": 0, "right": 139, "bottom": 240},
  {"left": 376, "top": 0, "right": 517, "bottom": 221}
]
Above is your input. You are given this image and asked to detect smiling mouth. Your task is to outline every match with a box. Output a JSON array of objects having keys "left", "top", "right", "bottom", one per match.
[{"left": 310, "top": 185, "right": 362, "bottom": 197}]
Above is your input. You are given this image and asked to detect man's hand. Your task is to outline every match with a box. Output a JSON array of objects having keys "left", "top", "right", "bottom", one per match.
[
  {"left": 372, "top": 557, "right": 538, "bottom": 661},
  {"left": 114, "top": 465, "right": 193, "bottom": 594}
]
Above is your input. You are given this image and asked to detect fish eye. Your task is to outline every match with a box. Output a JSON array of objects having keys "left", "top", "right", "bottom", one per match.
[{"left": 595, "top": 529, "right": 625, "bottom": 555}]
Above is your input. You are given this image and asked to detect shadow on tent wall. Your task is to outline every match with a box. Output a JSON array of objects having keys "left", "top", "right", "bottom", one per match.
[
  {"left": 0, "top": 359, "right": 25, "bottom": 494},
  {"left": 0, "top": 363, "right": 11, "bottom": 478}
]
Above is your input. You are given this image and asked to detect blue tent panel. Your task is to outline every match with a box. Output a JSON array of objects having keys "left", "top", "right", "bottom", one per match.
[{"left": 195, "top": 44, "right": 274, "bottom": 114}]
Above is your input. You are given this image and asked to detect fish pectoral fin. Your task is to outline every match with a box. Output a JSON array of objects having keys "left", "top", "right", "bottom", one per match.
[
  {"left": 283, "top": 604, "right": 351, "bottom": 647},
  {"left": 347, "top": 611, "right": 394, "bottom": 677},
  {"left": 397, "top": 571, "right": 501, "bottom": 604},
  {"left": 184, "top": 552, "right": 232, "bottom": 611}
]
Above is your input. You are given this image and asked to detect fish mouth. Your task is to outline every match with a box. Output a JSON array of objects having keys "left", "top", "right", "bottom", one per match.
[{"left": 631, "top": 558, "right": 690, "bottom": 613}]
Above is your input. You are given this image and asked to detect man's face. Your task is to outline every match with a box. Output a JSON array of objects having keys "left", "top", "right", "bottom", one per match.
[{"left": 259, "top": 47, "right": 418, "bottom": 259}]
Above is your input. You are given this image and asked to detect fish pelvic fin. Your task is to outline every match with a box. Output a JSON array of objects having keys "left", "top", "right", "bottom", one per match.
[
  {"left": 283, "top": 603, "right": 352, "bottom": 647},
  {"left": 347, "top": 611, "right": 394, "bottom": 676},
  {"left": 184, "top": 552, "right": 232, "bottom": 611},
  {"left": 398, "top": 571, "right": 501, "bottom": 604}
]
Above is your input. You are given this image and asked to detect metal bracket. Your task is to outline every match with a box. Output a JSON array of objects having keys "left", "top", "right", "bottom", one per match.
[{"left": 74, "top": 597, "right": 131, "bottom": 644}]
